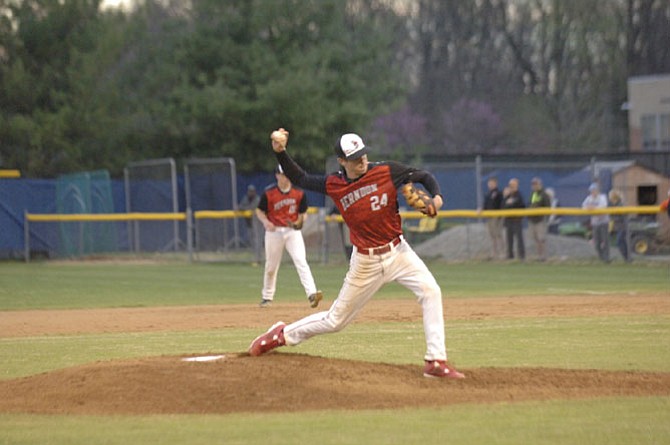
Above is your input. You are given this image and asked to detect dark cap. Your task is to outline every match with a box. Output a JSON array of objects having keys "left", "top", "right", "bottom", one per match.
[{"left": 334, "top": 133, "right": 369, "bottom": 160}]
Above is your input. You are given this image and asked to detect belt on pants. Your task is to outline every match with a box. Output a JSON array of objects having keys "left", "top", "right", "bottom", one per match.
[{"left": 357, "top": 236, "right": 402, "bottom": 256}]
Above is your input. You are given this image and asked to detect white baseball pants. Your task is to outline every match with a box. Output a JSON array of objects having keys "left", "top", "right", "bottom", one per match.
[
  {"left": 262, "top": 227, "right": 317, "bottom": 301},
  {"left": 283, "top": 239, "right": 448, "bottom": 361}
]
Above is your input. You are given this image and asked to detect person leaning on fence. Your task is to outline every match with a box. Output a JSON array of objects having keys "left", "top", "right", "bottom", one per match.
[
  {"left": 528, "top": 177, "right": 551, "bottom": 261},
  {"left": 481, "top": 177, "right": 504, "bottom": 260},
  {"left": 582, "top": 183, "right": 610, "bottom": 263},
  {"left": 608, "top": 189, "right": 631, "bottom": 262},
  {"left": 502, "top": 178, "right": 526, "bottom": 260}
]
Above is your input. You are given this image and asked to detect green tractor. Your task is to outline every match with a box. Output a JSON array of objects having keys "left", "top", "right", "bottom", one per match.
[
  {"left": 628, "top": 220, "right": 660, "bottom": 255},
  {"left": 557, "top": 219, "right": 661, "bottom": 255}
]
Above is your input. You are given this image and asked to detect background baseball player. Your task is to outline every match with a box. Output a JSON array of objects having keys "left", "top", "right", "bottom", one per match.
[
  {"left": 249, "top": 129, "right": 464, "bottom": 379},
  {"left": 255, "top": 165, "right": 323, "bottom": 308}
]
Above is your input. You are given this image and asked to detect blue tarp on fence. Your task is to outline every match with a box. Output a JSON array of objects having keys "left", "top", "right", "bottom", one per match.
[
  {"left": 2, "top": 166, "right": 606, "bottom": 257},
  {"left": 1, "top": 173, "right": 325, "bottom": 256}
]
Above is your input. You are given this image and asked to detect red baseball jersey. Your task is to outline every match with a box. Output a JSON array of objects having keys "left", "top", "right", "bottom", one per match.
[
  {"left": 274, "top": 151, "right": 443, "bottom": 250},
  {"left": 258, "top": 185, "right": 308, "bottom": 227},
  {"left": 326, "top": 164, "right": 401, "bottom": 249}
]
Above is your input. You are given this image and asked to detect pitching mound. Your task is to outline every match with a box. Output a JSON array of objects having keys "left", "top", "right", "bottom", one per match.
[{"left": 1, "top": 353, "right": 669, "bottom": 415}]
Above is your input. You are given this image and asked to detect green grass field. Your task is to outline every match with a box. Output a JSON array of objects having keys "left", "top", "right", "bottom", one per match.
[
  {"left": 1, "top": 260, "right": 669, "bottom": 444},
  {"left": 0, "top": 261, "right": 667, "bottom": 309}
]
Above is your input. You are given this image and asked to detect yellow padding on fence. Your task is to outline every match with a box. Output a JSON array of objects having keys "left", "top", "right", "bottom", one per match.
[
  {"left": 26, "top": 212, "right": 187, "bottom": 222},
  {"left": 194, "top": 207, "right": 319, "bottom": 220},
  {"left": 195, "top": 210, "right": 251, "bottom": 219},
  {"left": 329, "top": 206, "right": 662, "bottom": 222},
  {"left": 25, "top": 206, "right": 661, "bottom": 223},
  {"left": 427, "top": 205, "right": 659, "bottom": 219},
  {"left": 0, "top": 169, "right": 20, "bottom": 178}
]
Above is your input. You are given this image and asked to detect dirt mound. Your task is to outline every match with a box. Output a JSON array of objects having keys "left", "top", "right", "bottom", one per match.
[
  {"left": 414, "top": 223, "right": 615, "bottom": 260},
  {"left": 1, "top": 353, "right": 669, "bottom": 415}
]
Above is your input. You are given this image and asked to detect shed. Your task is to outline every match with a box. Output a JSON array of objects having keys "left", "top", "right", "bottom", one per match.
[{"left": 556, "top": 161, "right": 669, "bottom": 208}]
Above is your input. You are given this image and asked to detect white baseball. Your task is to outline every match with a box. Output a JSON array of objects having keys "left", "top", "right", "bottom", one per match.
[{"left": 271, "top": 130, "right": 287, "bottom": 145}]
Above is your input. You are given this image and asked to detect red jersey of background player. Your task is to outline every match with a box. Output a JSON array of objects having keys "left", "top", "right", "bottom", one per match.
[
  {"left": 275, "top": 151, "right": 442, "bottom": 249},
  {"left": 257, "top": 184, "right": 308, "bottom": 227}
]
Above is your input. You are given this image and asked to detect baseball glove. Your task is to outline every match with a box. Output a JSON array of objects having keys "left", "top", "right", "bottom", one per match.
[
  {"left": 286, "top": 215, "right": 305, "bottom": 230},
  {"left": 288, "top": 218, "right": 303, "bottom": 230},
  {"left": 401, "top": 183, "right": 437, "bottom": 217}
]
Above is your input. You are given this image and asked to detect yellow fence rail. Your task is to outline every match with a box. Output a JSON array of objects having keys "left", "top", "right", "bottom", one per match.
[
  {"left": 193, "top": 207, "right": 320, "bottom": 220},
  {"left": 327, "top": 206, "right": 661, "bottom": 223},
  {"left": 25, "top": 205, "right": 660, "bottom": 223},
  {"left": 0, "top": 169, "right": 21, "bottom": 179},
  {"left": 23, "top": 205, "right": 662, "bottom": 262},
  {"left": 26, "top": 212, "right": 187, "bottom": 222}
]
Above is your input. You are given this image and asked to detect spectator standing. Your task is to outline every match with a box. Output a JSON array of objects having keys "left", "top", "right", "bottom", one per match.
[
  {"left": 239, "top": 184, "right": 260, "bottom": 219},
  {"left": 608, "top": 190, "right": 631, "bottom": 262},
  {"left": 482, "top": 177, "right": 504, "bottom": 259},
  {"left": 528, "top": 177, "right": 551, "bottom": 261},
  {"left": 545, "top": 187, "right": 561, "bottom": 234},
  {"left": 502, "top": 178, "right": 526, "bottom": 260},
  {"left": 582, "top": 183, "right": 610, "bottom": 263}
]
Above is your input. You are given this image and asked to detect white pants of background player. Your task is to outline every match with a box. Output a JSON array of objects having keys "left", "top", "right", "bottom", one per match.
[
  {"left": 284, "top": 239, "right": 447, "bottom": 361},
  {"left": 263, "top": 227, "right": 317, "bottom": 301}
]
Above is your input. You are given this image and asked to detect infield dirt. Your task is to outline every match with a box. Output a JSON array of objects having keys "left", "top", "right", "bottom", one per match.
[
  {"left": 1, "top": 294, "right": 669, "bottom": 415},
  {"left": 2, "top": 293, "right": 667, "bottom": 337}
]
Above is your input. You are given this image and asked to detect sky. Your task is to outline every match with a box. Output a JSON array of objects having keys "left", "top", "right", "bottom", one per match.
[{"left": 100, "top": 0, "right": 133, "bottom": 10}]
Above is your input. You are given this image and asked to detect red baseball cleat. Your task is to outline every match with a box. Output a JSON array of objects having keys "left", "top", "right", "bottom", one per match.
[
  {"left": 423, "top": 360, "right": 465, "bottom": 379},
  {"left": 248, "top": 322, "right": 286, "bottom": 356}
]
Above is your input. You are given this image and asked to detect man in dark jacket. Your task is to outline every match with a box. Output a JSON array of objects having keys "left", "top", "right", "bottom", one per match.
[
  {"left": 503, "top": 178, "right": 525, "bottom": 260},
  {"left": 482, "top": 177, "right": 504, "bottom": 259},
  {"left": 528, "top": 177, "right": 551, "bottom": 261}
]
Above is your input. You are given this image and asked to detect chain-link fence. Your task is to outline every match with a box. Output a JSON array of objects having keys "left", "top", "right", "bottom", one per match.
[
  {"left": 184, "top": 157, "right": 241, "bottom": 261},
  {"left": 124, "top": 158, "right": 181, "bottom": 253},
  {"left": 21, "top": 154, "right": 670, "bottom": 262}
]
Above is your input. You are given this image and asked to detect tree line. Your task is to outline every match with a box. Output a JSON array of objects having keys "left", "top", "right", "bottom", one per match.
[{"left": 1, "top": 0, "right": 668, "bottom": 177}]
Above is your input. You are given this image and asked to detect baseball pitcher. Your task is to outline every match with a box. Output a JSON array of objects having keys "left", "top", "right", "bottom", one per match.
[{"left": 248, "top": 129, "right": 464, "bottom": 379}]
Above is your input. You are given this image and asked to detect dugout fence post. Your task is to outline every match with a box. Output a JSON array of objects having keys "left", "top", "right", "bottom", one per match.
[
  {"left": 170, "top": 158, "right": 179, "bottom": 252},
  {"left": 475, "top": 155, "right": 483, "bottom": 212},
  {"left": 187, "top": 208, "right": 194, "bottom": 263},
  {"left": 123, "top": 167, "right": 132, "bottom": 253},
  {"left": 184, "top": 161, "right": 193, "bottom": 262},
  {"left": 621, "top": 169, "right": 631, "bottom": 258},
  {"left": 321, "top": 209, "right": 329, "bottom": 265},
  {"left": 230, "top": 159, "right": 240, "bottom": 250},
  {"left": 23, "top": 210, "right": 30, "bottom": 263}
]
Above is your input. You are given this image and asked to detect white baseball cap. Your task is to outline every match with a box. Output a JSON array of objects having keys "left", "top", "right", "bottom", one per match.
[{"left": 335, "top": 133, "right": 369, "bottom": 160}]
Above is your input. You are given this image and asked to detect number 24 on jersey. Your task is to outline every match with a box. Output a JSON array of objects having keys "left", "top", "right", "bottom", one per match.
[{"left": 370, "top": 193, "right": 388, "bottom": 211}]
